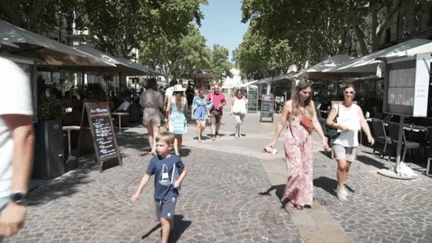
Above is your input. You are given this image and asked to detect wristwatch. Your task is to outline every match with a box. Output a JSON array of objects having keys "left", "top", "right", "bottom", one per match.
[{"left": 10, "top": 192, "right": 28, "bottom": 205}]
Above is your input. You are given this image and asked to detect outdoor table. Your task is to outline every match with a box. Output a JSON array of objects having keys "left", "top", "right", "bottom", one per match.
[
  {"left": 111, "top": 112, "right": 129, "bottom": 133},
  {"left": 63, "top": 125, "right": 80, "bottom": 158}
]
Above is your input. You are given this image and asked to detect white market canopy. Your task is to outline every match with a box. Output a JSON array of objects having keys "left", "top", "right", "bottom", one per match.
[
  {"left": 331, "top": 39, "right": 432, "bottom": 74},
  {"left": 294, "top": 55, "right": 358, "bottom": 80},
  {"left": 236, "top": 80, "right": 259, "bottom": 88}
]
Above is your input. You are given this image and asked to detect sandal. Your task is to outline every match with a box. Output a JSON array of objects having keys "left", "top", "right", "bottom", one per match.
[
  {"left": 283, "top": 202, "right": 295, "bottom": 213},
  {"left": 294, "top": 205, "right": 304, "bottom": 210}
]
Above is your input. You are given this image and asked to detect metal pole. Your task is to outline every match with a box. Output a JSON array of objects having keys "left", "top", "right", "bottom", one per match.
[{"left": 394, "top": 116, "right": 405, "bottom": 171}]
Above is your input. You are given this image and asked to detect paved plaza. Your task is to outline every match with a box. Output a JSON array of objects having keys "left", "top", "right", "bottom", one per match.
[{"left": 4, "top": 100, "right": 432, "bottom": 243}]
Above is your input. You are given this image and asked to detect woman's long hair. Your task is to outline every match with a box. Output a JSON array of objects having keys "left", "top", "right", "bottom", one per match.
[
  {"left": 290, "top": 79, "right": 314, "bottom": 119},
  {"left": 146, "top": 78, "right": 158, "bottom": 90}
]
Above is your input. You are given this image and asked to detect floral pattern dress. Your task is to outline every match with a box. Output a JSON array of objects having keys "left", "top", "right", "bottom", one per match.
[{"left": 281, "top": 107, "right": 313, "bottom": 207}]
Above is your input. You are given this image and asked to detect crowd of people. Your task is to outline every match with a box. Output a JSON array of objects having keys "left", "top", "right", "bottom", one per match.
[{"left": 139, "top": 79, "right": 248, "bottom": 156}]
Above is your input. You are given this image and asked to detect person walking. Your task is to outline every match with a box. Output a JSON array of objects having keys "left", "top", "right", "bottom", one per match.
[
  {"left": 207, "top": 84, "right": 226, "bottom": 141},
  {"left": 131, "top": 132, "right": 188, "bottom": 243},
  {"left": 326, "top": 83, "right": 374, "bottom": 201},
  {"left": 166, "top": 85, "right": 188, "bottom": 155},
  {"left": 230, "top": 89, "right": 248, "bottom": 138},
  {"left": 139, "top": 78, "right": 164, "bottom": 155},
  {"left": 264, "top": 79, "right": 330, "bottom": 212},
  {"left": 0, "top": 57, "right": 35, "bottom": 239},
  {"left": 191, "top": 88, "right": 208, "bottom": 142}
]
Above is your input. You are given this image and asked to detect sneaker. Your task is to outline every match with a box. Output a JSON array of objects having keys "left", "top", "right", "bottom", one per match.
[
  {"left": 215, "top": 132, "right": 220, "bottom": 138},
  {"left": 212, "top": 135, "right": 216, "bottom": 141},
  {"left": 337, "top": 185, "right": 348, "bottom": 201}
]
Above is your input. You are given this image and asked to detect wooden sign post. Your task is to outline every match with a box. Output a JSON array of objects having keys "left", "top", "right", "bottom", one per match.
[{"left": 76, "top": 102, "right": 122, "bottom": 172}]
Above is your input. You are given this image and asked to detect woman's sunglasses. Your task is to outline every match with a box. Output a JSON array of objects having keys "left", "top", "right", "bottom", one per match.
[{"left": 344, "top": 91, "right": 355, "bottom": 94}]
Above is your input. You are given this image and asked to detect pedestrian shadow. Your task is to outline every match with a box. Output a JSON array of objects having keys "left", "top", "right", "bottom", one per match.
[
  {"left": 356, "top": 154, "right": 388, "bottom": 169},
  {"left": 258, "top": 184, "right": 285, "bottom": 200},
  {"left": 169, "top": 215, "right": 192, "bottom": 242},
  {"left": 313, "top": 176, "right": 355, "bottom": 197},
  {"left": 179, "top": 148, "right": 191, "bottom": 157},
  {"left": 141, "top": 223, "right": 161, "bottom": 240},
  {"left": 141, "top": 215, "right": 191, "bottom": 241}
]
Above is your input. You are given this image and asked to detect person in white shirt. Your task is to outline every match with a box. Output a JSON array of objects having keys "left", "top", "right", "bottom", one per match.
[
  {"left": 0, "top": 56, "right": 35, "bottom": 239},
  {"left": 326, "top": 83, "right": 374, "bottom": 201},
  {"left": 230, "top": 89, "right": 248, "bottom": 138}
]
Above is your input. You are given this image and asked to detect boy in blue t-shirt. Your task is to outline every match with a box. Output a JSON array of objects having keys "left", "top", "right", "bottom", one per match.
[{"left": 131, "top": 132, "right": 188, "bottom": 243}]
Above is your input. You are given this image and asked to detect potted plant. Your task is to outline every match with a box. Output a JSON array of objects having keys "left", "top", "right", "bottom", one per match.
[{"left": 33, "top": 92, "right": 65, "bottom": 180}]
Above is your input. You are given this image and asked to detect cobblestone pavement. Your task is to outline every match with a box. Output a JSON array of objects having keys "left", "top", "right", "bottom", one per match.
[
  {"left": 5, "top": 128, "right": 302, "bottom": 243},
  {"left": 312, "top": 150, "right": 432, "bottom": 243}
]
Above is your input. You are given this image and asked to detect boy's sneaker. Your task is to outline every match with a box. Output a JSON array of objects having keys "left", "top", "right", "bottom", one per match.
[{"left": 336, "top": 185, "right": 348, "bottom": 201}]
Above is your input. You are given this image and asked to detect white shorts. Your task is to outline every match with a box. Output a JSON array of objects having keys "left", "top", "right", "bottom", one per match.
[{"left": 333, "top": 144, "right": 357, "bottom": 162}]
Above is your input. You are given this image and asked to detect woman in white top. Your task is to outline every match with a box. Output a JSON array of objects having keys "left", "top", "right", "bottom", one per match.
[
  {"left": 230, "top": 89, "right": 248, "bottom": 138},
  {"left": 326, "top": 83, "right": 374, "bottom": 201}
]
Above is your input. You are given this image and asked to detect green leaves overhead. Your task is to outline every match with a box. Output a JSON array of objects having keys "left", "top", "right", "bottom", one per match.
[
  {"left": 140, "top": 24, "right": 210, "bottom": 83},
  {"left": 75, "top": 0, "right": 208, "bottom": 58},
  {"left": 234, "top": 22, "right": 293, "bottom": 80},
  {"left": 241, "top": 0, "right": 422, "bottom": 60},
  {"left": 209, "top": 44, "right": 233, "bottom": 83}
]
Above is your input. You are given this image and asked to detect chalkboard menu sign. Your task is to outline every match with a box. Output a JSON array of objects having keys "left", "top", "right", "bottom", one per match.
[
  {"left": 76, "top": 102, "right": 122, "bottom": 172},
  {"left": 247, "top": 89, "right": 258, "bottom": 113},
  {"left": 92, "top": 116, "right": 117, "bottom": 159},
  {"left": 260, "top": 94, "right": 274, "bottom": 122}
]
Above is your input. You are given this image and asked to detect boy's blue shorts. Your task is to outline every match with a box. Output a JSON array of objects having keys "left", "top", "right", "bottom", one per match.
[{"left": 155, "top": 197, "right": 177, "bottom": 220}]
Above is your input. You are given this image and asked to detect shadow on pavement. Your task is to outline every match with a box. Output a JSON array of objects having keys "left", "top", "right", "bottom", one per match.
[
  {"left": 179, "top": 148, "right": 191, "bottom": 157},
  {"left": 259, "top": 184, "right": 285, "bottom": 201},
  {"left": 313, "top": 176, "right": 338, "bottom": 197},
  {"left": 170, "top": 215, "right": 192, "bottom": 242},
  {"left": 141, "top": 223, "right": 161, "bottom": 240},
  {"left": 356, "top": 154, "right": 388, "bottom": 169},
  {"left": 28, "top": 156, "right": 96, "bottom": 206}
]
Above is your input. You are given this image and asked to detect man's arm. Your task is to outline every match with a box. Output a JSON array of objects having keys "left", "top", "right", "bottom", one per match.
[{"left": 0, "top": 114, "right": 34, "bottom": 238}]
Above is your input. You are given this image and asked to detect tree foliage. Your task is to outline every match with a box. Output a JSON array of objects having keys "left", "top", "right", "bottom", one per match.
[
  {"left": 75, "top": 0, "right": 208, "bottom": 58},
  {"left": 241, "top": 0, "right": 428, "bottom": 58},
  {"left": 234, "top": 22, "right": 293, "bottom": 80},
  {"left": 209, "top": 44, "right": 233, "bottom": 83},
  {"left": 0, "top": 0, "right": 77, "bottom": 33},
  {"left": 140, "top": 24, "right": 210, "bottom": 83}
]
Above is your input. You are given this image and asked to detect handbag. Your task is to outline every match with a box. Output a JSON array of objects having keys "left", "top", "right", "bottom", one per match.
[
  {"left": 325, "top": 105, "right": 340, "bottom": 139},
  {"left": 299, "top": 110, "right": 315, "bottom": 133}
]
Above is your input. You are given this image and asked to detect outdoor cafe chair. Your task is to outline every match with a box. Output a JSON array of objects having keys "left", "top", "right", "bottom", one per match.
[
  {"left": 388, "top": 122, "right": 421, "bottom": 163},
  {"left": 426, "top": 127, "right": 432, "bottom": 175},
  {"left": 371, "top": 119, "right": 391, "bottom": 159}
]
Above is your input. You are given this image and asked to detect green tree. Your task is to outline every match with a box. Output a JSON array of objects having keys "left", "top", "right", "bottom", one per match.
[
  {"left": 241, "top": 0, "right": 430, "bottom": 57},
  {"left": 0, "top": 0, "right": 77, "bottom": 33},
  {"left": 234, "top": 23, "right": 293, "bottom": 80},
  {"left": 209, "top": 44, "right": 233, "bottom": 84},
  {"left": 140, "top": 24, "right": 210, "bottom": 83},
  {"left": 75, "top": 0, "right": 208, "bottom": 58}
]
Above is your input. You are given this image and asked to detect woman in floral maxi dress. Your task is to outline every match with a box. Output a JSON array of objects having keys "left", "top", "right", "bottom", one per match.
[{"left": 265, "top": 79, "right": 330, "bottom": 212}]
